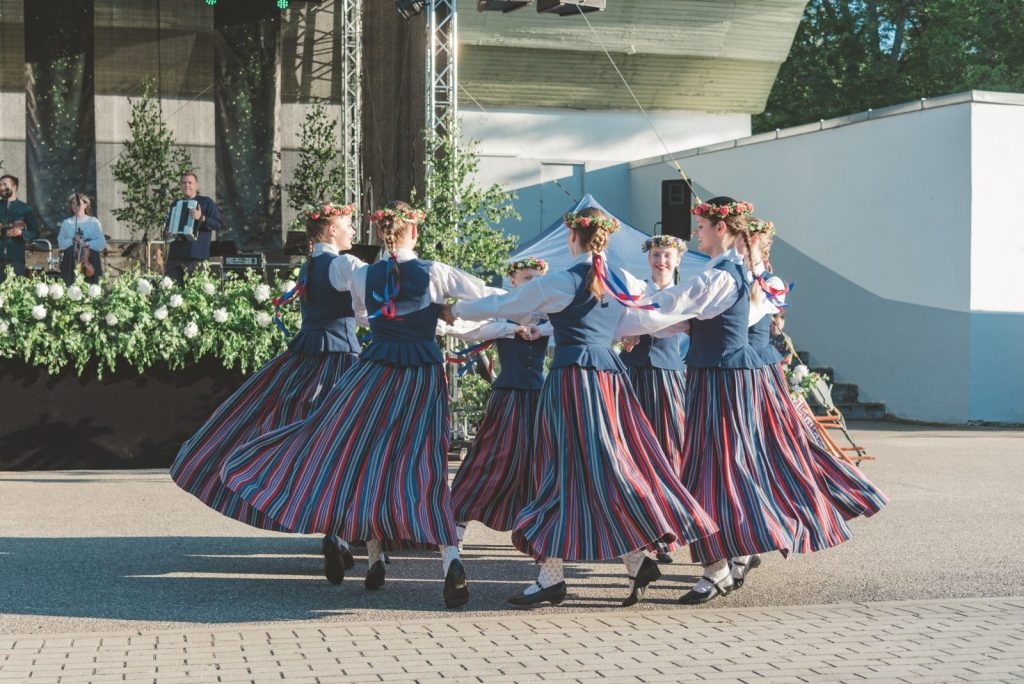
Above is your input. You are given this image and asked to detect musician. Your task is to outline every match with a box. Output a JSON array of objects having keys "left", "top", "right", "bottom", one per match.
[
  {"left": 164, "top": 171, "right": 222, "bottom": 283},
  {"left": 0, "top": 174, "right": 40, "bottom": 283},
  {"left": 58, "top": 192, "right": 105, "bottom": 285}
]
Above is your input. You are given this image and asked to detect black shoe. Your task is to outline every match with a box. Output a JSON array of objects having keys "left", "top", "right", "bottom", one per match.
[
  {"left": 443, "top": 559, "right": 470, "bottom": 608},
  {"left": 678, "top": 575, "right": 734, "bottom": 605},
  {"left": 622, "top": 557, "right": 662, "bottom": 607},
  {"left": 384, "top": 552, "right": 391, "bottom": 565},
  {"left": 731, "top": 554, "right": 762, "bottom": 590},
  {"left": 656, "top": 550, "right": 674, "bottom": 564},
  {"left": 507, "top": 581, "right": 567, "bottom": 607},
  {"left": 365, "top": 560, "right": 386, "bottom": 590},
  {"left": 322, "top": 537, "right": 351, "bottom": 585}
]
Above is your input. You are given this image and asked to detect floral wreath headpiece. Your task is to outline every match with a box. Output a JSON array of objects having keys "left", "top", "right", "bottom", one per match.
[
  {"left": 691, "top": 199, "right": 754, "bottom": 220},
  {"left": 746, "top": 217, "right": 776, "bottom": 238},
  {"left": 506, "top": 257, "right": 548, "bottom": 277},
  {"left": 305, "top": 202, "right": 356, "bottom": 221},
  {"left": 563, "top": 211, "right": 620, "bottom": 234},
  {"left": 642, "top": 235, "right": 687, "bottom": 252},
  {"left": 370, "top": 206, "right": 426, "bottom": 225}
]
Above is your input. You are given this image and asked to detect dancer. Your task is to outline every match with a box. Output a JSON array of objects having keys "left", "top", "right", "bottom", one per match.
[
  {"left": 641, "top": 198, "right": 885, "bottom": 605},
  {"left": 170, "top": 203, "right": 363, "bottom": 580},
  {"left": 445, "top": 207, "right": 718, "bottom": 608},
  {"left": 447, "top": 257, "right": 552, "bottom": 543},
  {"left": 222, "top": 201, "right": 494, "bottom": 609},
  {"left": 619, "top": 235, "right": 689, "bottom": 564}
]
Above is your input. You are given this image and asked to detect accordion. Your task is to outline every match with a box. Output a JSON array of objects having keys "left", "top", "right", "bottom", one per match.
[{"left": 166, "top": 199, "right": 199, "bottom": 240}]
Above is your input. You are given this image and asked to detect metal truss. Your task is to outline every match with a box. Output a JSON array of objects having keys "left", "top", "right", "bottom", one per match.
[
  {"left": 341, "top": 0, "right": 363, "bottom": 236},
  {"left": 425, "top": 0, "right": 458, "bottom": 207}
]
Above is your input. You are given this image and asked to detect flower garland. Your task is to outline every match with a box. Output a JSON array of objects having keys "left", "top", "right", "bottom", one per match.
[
  {"left": 786, "top": 364, "right": 829, "bottom": 401},
  {"left": 691, "top": 199, "right": 754, "bottom": 220},
  {"left": 369, "top": 206, "right": 426, "bottom": 224},
  {"left": 563, "top": 211, "right": 619, "bottom": 234},
  {"left": 747, "top": 217, "right": 777, "bottom": 238},
  {"left": 642, "top": 235, "right": 687, "bottom": 252},
  {"left": 305, "top": 202, "right": 356, "bottom": 221},
  {"left": 505, "top": 257, "right": 548, "bottom": 277}
]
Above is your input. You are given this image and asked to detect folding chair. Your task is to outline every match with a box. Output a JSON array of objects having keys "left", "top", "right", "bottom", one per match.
[{"left": 805, "top": 375, "right": 875, "bottom": 466}]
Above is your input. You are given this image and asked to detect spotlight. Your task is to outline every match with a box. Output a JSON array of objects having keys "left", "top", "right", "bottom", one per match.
[
  {"left": 395, "top": 0, "right": 427, "bottom": 19},
  {"left": 477, "top": 0, "right": 531, "bottom": 11},
  {"left": 537, "top": 0, "right": 605, "bottom": 15}
]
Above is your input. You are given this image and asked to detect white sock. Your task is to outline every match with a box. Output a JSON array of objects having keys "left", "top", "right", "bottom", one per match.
[
  {"left": 692, "top": 559, "right": 730, "bottom": 593},
  {"left": 524, "top": 557, "right": 564, "bottom": 594},
  {"left": 731, "top": 555, "right": 751, "bottom": 580},
  {"left": 621, "top": 550, "right": 645, "bottom": 577},
  {"left": 330, "top": 535, "right": 349, "bottom": 551},
  {"left": 455, "top": 523, "right": 467, "bottom": 542},
  {"left": 440, "top": 545, "right": 460, "bottom": 576},
  {"left": 366, "top": 539, "right": 384, "bottom": 567}
]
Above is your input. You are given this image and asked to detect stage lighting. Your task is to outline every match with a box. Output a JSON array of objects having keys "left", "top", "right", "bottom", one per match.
[
  {"left": 395, "top": 0, "right": 427, "bottom": 19},
  {"left": 477, "top": 0, "right": 532, "bottom": 11},
  {"left": 537, "top": 0, "right": 605, "bottom": 15}
]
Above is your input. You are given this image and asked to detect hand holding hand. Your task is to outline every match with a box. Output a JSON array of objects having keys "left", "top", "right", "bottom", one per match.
[
  {"left": 440, "top": 302, "right": 457, "bottom": 325},
  {"left": 620, "top": 335, "right": 639, "bottom": 352}
]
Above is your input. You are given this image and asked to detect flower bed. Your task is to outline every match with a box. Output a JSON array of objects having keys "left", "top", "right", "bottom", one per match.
[{"left": 0, "top": 268, "right": 298, "bottom": 469}]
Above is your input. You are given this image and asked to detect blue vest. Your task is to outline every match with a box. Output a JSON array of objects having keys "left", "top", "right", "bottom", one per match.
[
  {"left": 493, "top": 321, "right": 549, "bottom": 390},
  {"left": 748, "top": 309, "right": 783, "bottom": 367},
  {"left": 360, "top": 258, "right": 443, "bottom": 366},
  {"left": 548, "top": 262, "right": 626, "bottom": 372},
  {"left": 288, "top": 252, "right": 360, "bottom": 354},
  {"left": 685, "top": 260, "right": 763, "bottom": 369}
]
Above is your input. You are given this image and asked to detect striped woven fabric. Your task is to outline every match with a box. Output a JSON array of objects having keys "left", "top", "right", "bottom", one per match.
[
  {"left": 170, "top": 351, "right": 357, "bottom": 530},
  {"left": 510, "top": 366, "right": 718, "bottom": 562},
  {"left": 450, "top": 388, "right": 541, "bottom": 531},
  {"left": 764, "top": 365, "right": 888, "bottom": 522},
  {"left": 626, "top": 366, "right": 687, "bottom": 478},
  {"left": 681, "top": 366, "right": 808, "bottom": 564},
  {"left": 220, "top": 360, "right": 458, "bottom": 546},
  {"left": 792, "top": 393, "right": 829, "bottom": 450}
]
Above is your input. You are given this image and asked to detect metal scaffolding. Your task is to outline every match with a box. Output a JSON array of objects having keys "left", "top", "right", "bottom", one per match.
[
  {"left": 426, "top": 0, "right": 458, "bottom": 183},
  {"left": 340, "top": 0, "right": 363, "bottom": 237}
]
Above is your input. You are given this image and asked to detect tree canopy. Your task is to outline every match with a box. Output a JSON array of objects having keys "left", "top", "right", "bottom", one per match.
[{"left": 755, "top": 0, "right": 1024, "bottom": 133}]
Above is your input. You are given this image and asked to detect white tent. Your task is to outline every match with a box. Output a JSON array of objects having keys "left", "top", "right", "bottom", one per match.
[{"left": 509, "top": 194, "right": 709, "bottom": 283}]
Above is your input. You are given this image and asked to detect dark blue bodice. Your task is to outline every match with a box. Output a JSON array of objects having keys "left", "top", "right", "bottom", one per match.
[
  {"left": 748, "top": 308, "right": 783, "bottom": 367},
  {"left": 685, "top": 260, "right": 763, "bottom": 369},
  {"left": 549, "top": 262, "right": 626, "bottom": 372},
  {"left": 288, "top": 252, "right": 360, "bottom": 354},
  {"left": 494, "top": 321, "right": 549, "bottom": 390},
  {"left": 360, "top": 258, "right": 443, "bottom": 366},
  {"left": 619, "top": 333, "right": 685, "bottom": 371}
]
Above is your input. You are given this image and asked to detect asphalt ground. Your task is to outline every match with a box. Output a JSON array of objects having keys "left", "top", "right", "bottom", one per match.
[{"left": 2, "top": 421, "right": 1022, "bottom": 636}]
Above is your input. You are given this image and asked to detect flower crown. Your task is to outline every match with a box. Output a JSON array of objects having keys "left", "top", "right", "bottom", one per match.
[
  {"left": 305, "top": 203, "right": 356, "bottom": 221},
  {"left": 369, "top": 206, "right": 426, "bottom": 224},
  {"left": 642, "top": 235, "right": 687, "bottom": 252},
  {"left": 506, "top": 257, "right": 548, "bottom": 277},
  {"left": 563, "top": 211, "right": 620, "bottom": 234},
  {"left": 691, "top": 200, "right": 754, "bottom": 220},
  {"left": 747, "top": 217, "right": 776, "bottom": 238}
]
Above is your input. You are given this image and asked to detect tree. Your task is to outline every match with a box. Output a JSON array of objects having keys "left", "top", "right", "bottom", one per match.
[
  {"left": 111, "top": 79, "right": 194, "bottom": 241},
  {"left": 413, "top": 120, "right": 519, "bottom": 281},
  {"left": 755, "top": 1, "right": 1024, "bottom": 133},
  {"left": 284, "top": 100, "right": 349, "bottom": 231}
]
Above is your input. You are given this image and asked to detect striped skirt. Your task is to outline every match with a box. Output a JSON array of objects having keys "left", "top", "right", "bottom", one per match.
[
  {"left": 682, "top": 367, "right": 811, "bottom": 564},
  {"left": 450, "top": 388, "right": 541, "bottom": 531},
  {"left": 766, "top": 366, "right": 888, "bottom": 522},
  {"left": 170, "top": 351, "right": 357, "bottom": 530},
  {"left": 221, "top": 360, "right": 458, "bottom": 546},
  {"left": 626, "top": 366, "right": 687, "bottom": 478},
  {"left": 510, "top": 366, "right": 718, "bottom": 562}
]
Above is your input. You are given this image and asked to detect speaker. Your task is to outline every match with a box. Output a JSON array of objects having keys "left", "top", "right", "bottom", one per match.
[
  {"left": 661, "top": 179, "right": 692, "bottom": 241},
  {"left": 537, "top": 0, "right": 604, "bottom": 15}
]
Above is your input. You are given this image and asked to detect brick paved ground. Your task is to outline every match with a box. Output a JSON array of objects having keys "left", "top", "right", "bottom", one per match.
[{"left": 2, "top": 597, "right": 1023, "bottom": 683}]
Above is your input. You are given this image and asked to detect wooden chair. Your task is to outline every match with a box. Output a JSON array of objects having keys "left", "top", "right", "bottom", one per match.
[{"left": 805, "top": 376, "right": 875, "bottom": 466}]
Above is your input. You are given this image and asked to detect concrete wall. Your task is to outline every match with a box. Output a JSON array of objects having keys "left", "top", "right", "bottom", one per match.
[
  {"left": 462, "top": 107, "right": 749, "bottom": 244},
  {"left": 628, "top": 93, "right": 1024, "bottom": 423}
]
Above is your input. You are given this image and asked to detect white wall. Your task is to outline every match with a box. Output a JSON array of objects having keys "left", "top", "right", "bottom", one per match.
[
  {"left": 462, "top": 107, "right": 750, "bottom": 244},
  {"left": 629, "top": 99, "right": 983, "bottom": 422}
]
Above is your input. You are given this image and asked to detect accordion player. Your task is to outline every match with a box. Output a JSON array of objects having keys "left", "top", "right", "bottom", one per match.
[{"left": 166, "top": 199, "right": 199, "bottom": 240}]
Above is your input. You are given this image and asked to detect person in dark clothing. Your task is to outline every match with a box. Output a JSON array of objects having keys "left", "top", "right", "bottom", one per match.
[{"left": 164, "top": 171, "right": 222, "bottom": 283}]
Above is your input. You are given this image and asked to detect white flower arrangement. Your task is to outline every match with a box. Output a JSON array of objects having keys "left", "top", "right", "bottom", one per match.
[
  {"left": 160, "top": 276, "right": 175, "bottom": 289},
  {"left": 282, "top": 280, "right": 297, "bottom": 293},
  {"left": 786, "top": 363, "right": 829, "bottom": 401},
  {"left": 48, "top": 283, "right": 65, "bottom": 299},
  {"left": 0, "top": 269, "right": 300, "bottom": 378}
]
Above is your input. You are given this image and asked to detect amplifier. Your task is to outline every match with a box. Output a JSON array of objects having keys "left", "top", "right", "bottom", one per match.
[{"left": 223, "top": 253, "right": 265, "bottom": 270}]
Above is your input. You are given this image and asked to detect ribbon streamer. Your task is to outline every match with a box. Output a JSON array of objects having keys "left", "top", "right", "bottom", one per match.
[
  {"left": 271, "top": 277, "right": 307, "bottom": 337},
  {"left": 754, "top": 273, "right": 791, "bottom": 309},
  {"left": 446, "top": 340, "right": 495, "bottom": 378},
  {"left": 593, "top": 254, "right": 660, "bottom": 310}
]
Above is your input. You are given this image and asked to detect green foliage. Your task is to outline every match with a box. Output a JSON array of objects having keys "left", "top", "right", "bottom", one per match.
[
  {"left": 111, "top": 79, "right": 194, "bottom": 240},
  {"left": 413, "top": 122, "right": 520, "bottom": 282},
  {"left": 284, "top": 101, "right": 349, "bottom": 231},
  {"left": 0, "top": 267, "right": 297, "bottom": 379},
  {"left": 756, "top": 1, "right": 1024, "bottom": 133}
]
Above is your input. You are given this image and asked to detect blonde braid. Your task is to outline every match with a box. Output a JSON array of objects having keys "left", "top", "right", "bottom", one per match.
[{"left": 587, "top": 228, "right": 610, "bottom": 299}]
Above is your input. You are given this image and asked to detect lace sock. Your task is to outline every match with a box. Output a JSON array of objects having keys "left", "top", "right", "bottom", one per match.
[
  {"left": 621, "top": 549, "right": 645, "bottom": 577},
  {"left": 440, "top": 545, "right": 460, "bottom": 576},
  {"left": 524, "top": 557, "right": 564, "bottom": 594},
  {"left": 330, "top": 535, "right": 349, "bottom": 551},
  {"left": 366, "top": 539, "right": 384, "bottom": 567},
  {"left": 691, "top": 558, "right": 730, "bottom": 593}
]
